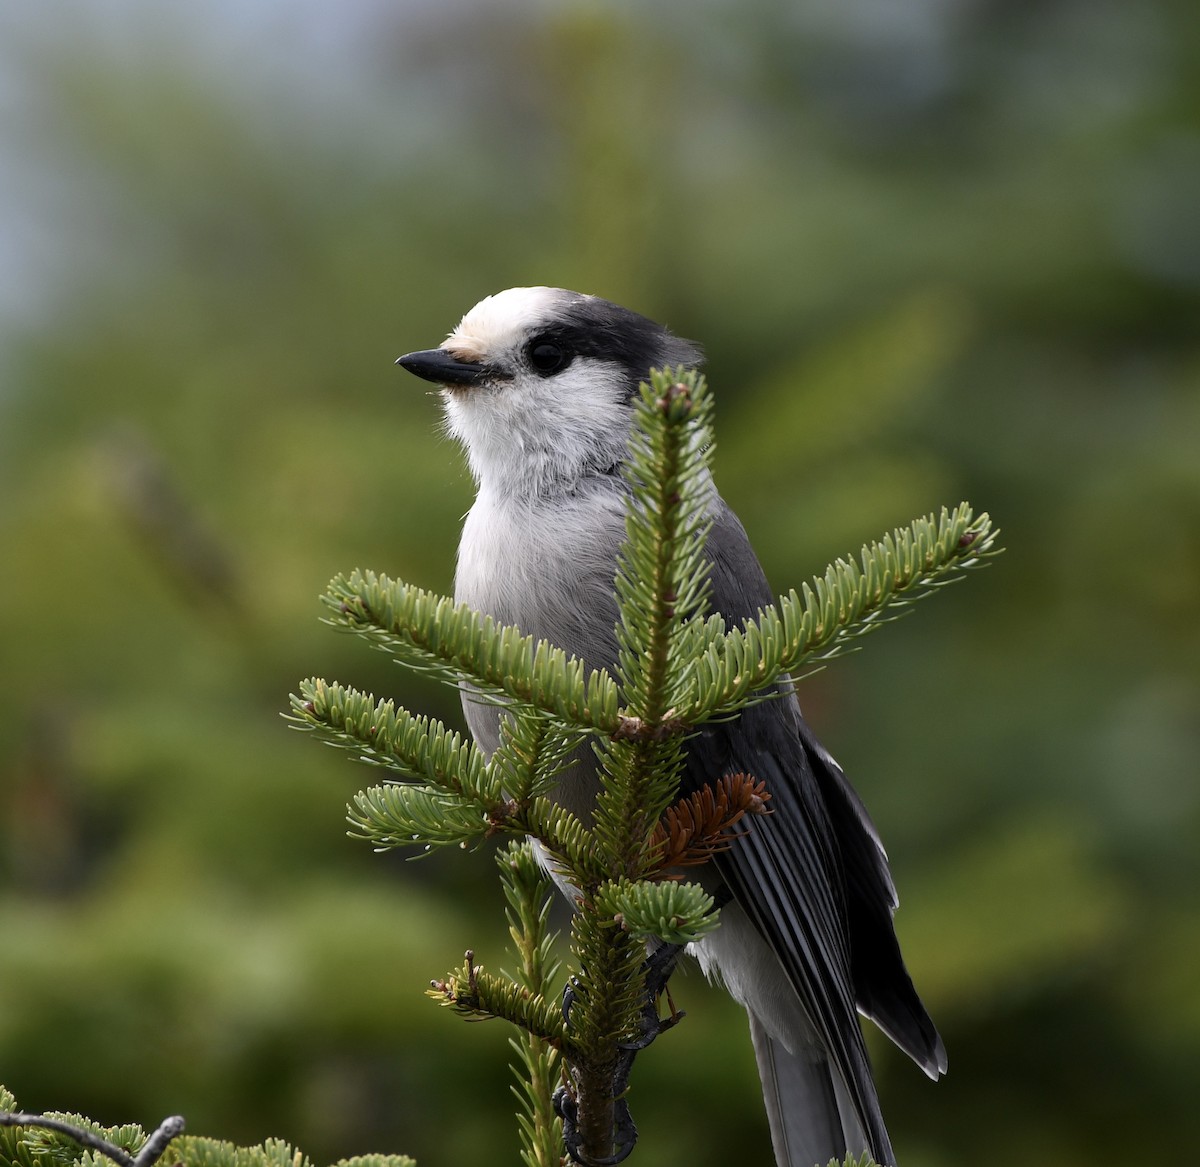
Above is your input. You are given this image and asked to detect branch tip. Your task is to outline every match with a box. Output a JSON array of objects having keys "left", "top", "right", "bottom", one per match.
[{"left": 650, "top": 773, "right": 774, "bottom": 873}]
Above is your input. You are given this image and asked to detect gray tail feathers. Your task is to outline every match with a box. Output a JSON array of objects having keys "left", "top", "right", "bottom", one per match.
[{"left": 749, "top": 1014, "right": 894, "bottom": 1167}]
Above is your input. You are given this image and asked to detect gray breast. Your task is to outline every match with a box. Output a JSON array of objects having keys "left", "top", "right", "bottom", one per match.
[{"left": 455, "top": 483, "right": 628, "bottom": 818}]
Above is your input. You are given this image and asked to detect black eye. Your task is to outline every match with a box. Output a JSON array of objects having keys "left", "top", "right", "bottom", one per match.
[{"left": 527, "top": 339, "right": 572, "bottom": 375}]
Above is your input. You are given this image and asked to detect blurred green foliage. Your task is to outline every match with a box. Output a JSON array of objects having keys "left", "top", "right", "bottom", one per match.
[{"left": 0, "top": 3, "right": 1197, "bottom": 1166}]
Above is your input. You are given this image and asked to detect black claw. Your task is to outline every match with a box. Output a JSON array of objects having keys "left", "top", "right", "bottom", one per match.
[
  {"left": 555, "top": 1087, "right": 638, "bottom": 1167},
  {"left": 554, "top": 943, "right": 689, "bottom": 1166},
  {"left": 553, "top": 1084, "right": 576, "bottom": 1125},
  {"left": 609, "top": 1098, "right": 639, "bottom": 1164},
  {"left": 618, "top": 1003, "right": 687, "bottom": 1054},
  {"left": 643, "top": 940, "right": 686, "bottom": 997},
  {"left": 617, "top": 942, "right": 687, "bottom": 1054},
  {"left": 561, "top": 975, "right": 581, "bottom": 1025}
]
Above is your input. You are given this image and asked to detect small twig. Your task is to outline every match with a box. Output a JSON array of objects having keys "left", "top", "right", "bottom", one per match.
[
  {"left": 611, "top": 713, "right": 685, "bottom": 743},
  {"left": 132, "top": 1116, "right": 187, "bottom": 1167},
  {"left": 0, "top": 1112, "right": 185, "bottom": 1167},
  {"left": 650, "top": 772, "right": 773, "bottom": 873}
]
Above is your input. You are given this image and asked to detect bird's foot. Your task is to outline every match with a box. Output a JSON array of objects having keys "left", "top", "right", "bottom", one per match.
[
  {"left": 554, "top": 1086, "right": 638, "bottom": 1166},
  {"left": 618, "top": 941, "right": 687, "bottom": 1053},
  {"left": 554, "top": 944, "right": 686, "bottom": 1164},
  {"left": 561, "top": 973, "right": 581, "bottom": 1025}
]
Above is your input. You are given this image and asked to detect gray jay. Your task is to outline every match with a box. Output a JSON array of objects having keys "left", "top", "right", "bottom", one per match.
[{"left": 397, "top": 286, "right": 946, "bottom": 1167}]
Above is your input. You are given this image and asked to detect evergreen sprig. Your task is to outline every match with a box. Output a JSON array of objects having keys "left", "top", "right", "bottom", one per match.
[
  {"left": 427, "top": 951, "right": 568, "bottom": 1051},
  {"left": 0, "top": 1089, "right": 879, "bottom": 1167},
  {"left": 1, "top": 1091, "right": 410, "bottom": 1167},
  {"left": 289, "top": 363, "right": 999, "bottom": 1165},
  {"left": 320, "top": 571, "right": 621, "bottom": 732},
  {"left": 289, "top": 679, "right": 498, "bottom": 801},
  {"left": 348, "top": 783, "right": 499, "bottom": 852},
  {"left": 499, "top": 843, "right": 565, "bottom": 1167},
  {"left": 613, "top": 371, "right": 716, "bottom": 722},
  {"left": 592, "top": 372, "right": 719, "bottom": 882},
  {"left": 685, "top": 502, "right": 1000, "bottom": 719},
  {"left": 595, "top": 879, "right": 719, "bottom": 946},
  {"left": 547, "top": 372, "right": 722, "bottom": 1163},
  {"left": 491, "top": 711, "right": 588, "bottom": 804}
]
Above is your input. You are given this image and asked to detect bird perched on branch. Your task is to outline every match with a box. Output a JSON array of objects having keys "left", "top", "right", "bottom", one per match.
[{"left": 397, "top": 286, "right": 946, "bottom": 1167}]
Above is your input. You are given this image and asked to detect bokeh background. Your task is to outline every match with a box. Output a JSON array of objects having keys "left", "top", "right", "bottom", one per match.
[{"left": 1, "top": 2, "right": 1197, "bottom": 1165}]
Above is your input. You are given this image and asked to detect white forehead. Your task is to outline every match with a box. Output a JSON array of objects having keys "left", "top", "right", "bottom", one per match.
[{"left": 443, "top": 286, "right": 565, "bottom": 362}]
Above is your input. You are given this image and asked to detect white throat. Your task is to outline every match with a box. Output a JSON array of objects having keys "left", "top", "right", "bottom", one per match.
[{"left": 441, "top": 357, "right": 633, "bottom": 500}]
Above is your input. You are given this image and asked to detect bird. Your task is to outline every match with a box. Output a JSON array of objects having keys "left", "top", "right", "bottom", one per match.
[{"left": 396, "top": 286, "right": 946, "bottom": 1167}]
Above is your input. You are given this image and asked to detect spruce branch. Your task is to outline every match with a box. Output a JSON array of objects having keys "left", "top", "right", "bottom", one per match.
[
  {"left": 292, "top": 680, "right": 603, "bottom": 864},
  {"left": 329, "top": 1156, "right": 418, "bottom": 1167},
  {"left": 427, "top": 951, "right": 570, "bottom": 1051},
  {"left": 291, "top": 355, "right": 1000, "bottom": 1164},
  {"left": 613, "top": 370, "right": 716, "bottom": 722},
  {"left": 685, "top": 502, "right": 1002, "bottom": 720},
  {"left": 345, "top": 781, "right": 602, "bottom": 878},
  {"left": 320, "top": 571, "right": 620, "bottom": 732},
  {"left": 556, "top": 907, "right": 648, "bottom": 1165},
  {"left": 0, "top": 1112, "right": 184, "bottom": 1167},
  {"left": 556, "top": 369, "right": 721, "bottom": 1164},
  {"left": 0, "top": 1090, "right": 421, "bottom": 1167},
  {"left": 595, "top": 879, "right": 719, "bottom": 946},
  {"left": 592, "top": 370, "right": 719, "bottom": 881},
  {"left": 288, "top": 678, "right": 499, "bottom": 802},
  {"left": 499, "top": 843, "right": 566, "bottom": 1167},
  {"left": 348, "top": 783, "right": 506, "bottom": 852},
  {"left": 517, "top": 797, "right": 604, "bottom": 891},
  {"left": 648, "top": 772, "right": 773, "bottom": 873},
  {"left": 491, "top": 712, "right": 590, "bottom": 804}
]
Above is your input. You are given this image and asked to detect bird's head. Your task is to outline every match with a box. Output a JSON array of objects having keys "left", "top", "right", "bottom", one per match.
[{"left": 397, "top": 286, "right": 702, "bottom": 498}]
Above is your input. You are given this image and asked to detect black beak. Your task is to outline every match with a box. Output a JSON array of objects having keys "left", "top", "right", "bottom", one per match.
[{"left": 395, "top": 348, "right": 492, "bottom": 387}]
